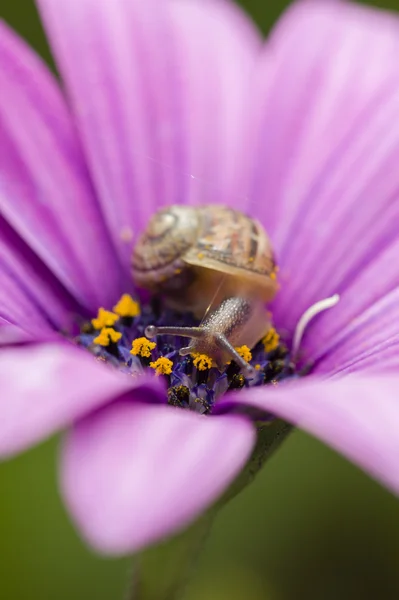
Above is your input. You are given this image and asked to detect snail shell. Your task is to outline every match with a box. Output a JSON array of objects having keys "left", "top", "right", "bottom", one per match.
[
  {"left": 132, "top": 205, "right": 199, "bottom": 289},
  {"left": 132, "top": 205, "right": 278, "bottom": 314}
]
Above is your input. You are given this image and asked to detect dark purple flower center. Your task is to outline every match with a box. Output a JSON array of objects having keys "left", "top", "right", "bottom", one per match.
[{"left": 75, "top": 295, "right": 298, "bottom": 415}]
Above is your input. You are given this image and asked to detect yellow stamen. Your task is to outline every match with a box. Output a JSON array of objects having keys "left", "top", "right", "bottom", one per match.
[
  {"left": 150, "top": 357, "right": 174, "bottom": 376},
  {"left": 91, "top": 307, "right": 119, "bottom": 330},
  {"left": 191, "top": 353, "right": 214, "bottom": 371},
  {"left": 93, "top": 327, "right": 122, "bottom": 347},
  {"left": 234, "top": 345, "right": 252, "bottom": 363},
  {"left": 262, "top": 328, "right": 280, "bottom": 353},
  {"left": 130, "top": 337, "right": 156, "bottom": 358},
  {"left": 255, "top": 364, "right": 261, "bottom": 371},
  {"left": 113, "top": 294, "right": 140, "bottom": 318}
]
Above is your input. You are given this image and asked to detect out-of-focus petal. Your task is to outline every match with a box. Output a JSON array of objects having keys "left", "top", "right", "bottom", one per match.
[
  {"left": 61, "top": 401, "right": 255, "bottom": 554},
  {"left": 215, "top": 375, "right": 399, "bottom": 495},
  {"left": 0, "top": 21, "right": 127, "bottom": 311},
  {"left": 0, "top": 323, "right": 37, "bottom": 346},
  {"left": 0, "top": 216, "right": 85, "bottom": 333},
  {"left": 0, "top": 267, "right": 51, "bottom": 337},
  {"left": 37, "top": 0, "right": 261, "bottom": 271},
  {"left": 247, "top": 0, "right": 399, "bottom": 349},
  {"left": 0, "top": 342, "right": 165, "bottom": 457}
]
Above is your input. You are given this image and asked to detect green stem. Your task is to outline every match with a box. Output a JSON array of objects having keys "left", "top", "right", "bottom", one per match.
[
  {"left": 126, "top": 512, "right": 215, "bottom": 600},
  {"left": 218, "top": 419, "right": 292, "bottom": 506},
  {"left": 126, "top": 419, "right": 292, "bottom": 600}
]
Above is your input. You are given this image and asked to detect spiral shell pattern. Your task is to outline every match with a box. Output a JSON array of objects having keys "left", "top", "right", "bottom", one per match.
[{"left": 131, "top": 205, "right": 200, "bottom": 288}]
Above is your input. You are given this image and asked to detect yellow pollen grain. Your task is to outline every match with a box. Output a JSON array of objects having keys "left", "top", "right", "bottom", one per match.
[
  {"left": 255, "top": 364, "right": 261, "bottom": 371},
  {"left": 113, "top": 294, "right": 140, "bottom": 318},
  {"left": 191, "top": 353, "right": 214, "bottom": 371},
  {"left": 197, "top": 252, "right": 205, "bottom": 260},
  {"left": 150, "top": 357, "right": 174, "bottom": 376},
  {"left": 262, "top": 328, "right": 280, "bottom": 353},
  {"left": 91, "top": 307, "right": 119, "bottom": 330},
  {"left": 93, "top": 327, "right": 122, "bottom": 346},
  {"left": 130, "top": 337, "right": 156, "bottom": 358},
  {"left": 234, "top": 345, "right": 252, "bottom": 363},
  {"left": 270, "top": 271, "right": 277, "bottom": 281}
]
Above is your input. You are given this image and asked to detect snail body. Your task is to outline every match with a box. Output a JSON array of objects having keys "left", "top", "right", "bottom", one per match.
[{"left": 132, "top": 205, "right": 278, "bottom": 373}]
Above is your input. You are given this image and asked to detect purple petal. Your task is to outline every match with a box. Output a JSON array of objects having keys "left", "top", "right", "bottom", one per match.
[
  {"left": 0, "top": 342, "right": 165, "bottom": 457},
  {"left": 37, "top": 0, "right": 261, "bottom": 273},
  {"left": 0, "top": 266, "right": 51, "bottom": 337},
  {"left": 61, "top": 401, "right": 255, "bottom": 554},
  {"left": 0, "top": 323, "right": 36, "bottom": 346},
  {"left": 215, "top": 375, "right": 399, "bottom": 496},
  {"left": 310, "top": 242, "right": 399, "bottom": 374},
  {"left": 247, "top": 1, "right": 399, "bottom": 348},
  {"left": 0, "top": 216, "right": 84, "bottom": 334},
  {"left": 0, "top": 21, "right": 126, "bottom": 311}
]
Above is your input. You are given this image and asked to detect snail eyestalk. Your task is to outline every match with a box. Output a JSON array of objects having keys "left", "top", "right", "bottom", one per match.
[
  {"left": 180, "top": 335, "right": 256, "bottom": 377},
  {"left": 146, "top": 323, "right": 255, "bottom": 376},
  {"left": 145, "top": 297, "right": 263, "bottom": 377},
  {"left": 145, "top": 325, "right": 203, "bottom": 340}
]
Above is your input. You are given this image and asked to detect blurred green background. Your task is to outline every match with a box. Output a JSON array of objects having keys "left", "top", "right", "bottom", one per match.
[{"left": 2, "top": 1, "right": 399, "bottom": 599}]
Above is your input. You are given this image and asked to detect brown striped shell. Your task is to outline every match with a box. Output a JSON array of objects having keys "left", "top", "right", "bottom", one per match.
[
  {"left": 132, "top": 205, "right": 278, "bottom": 309},
  {"left": 132, "top": 205, "right": 200, "bottom": 289}
]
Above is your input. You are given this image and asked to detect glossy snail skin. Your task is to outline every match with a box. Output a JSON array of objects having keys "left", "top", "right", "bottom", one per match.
[{"left": 132, "top": 205, "right": 278, "bottom": 372}]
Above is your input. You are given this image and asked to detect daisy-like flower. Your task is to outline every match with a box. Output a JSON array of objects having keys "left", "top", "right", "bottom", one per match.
[{"left": 1, "top": 0, "right": 399, "bottom": 560}]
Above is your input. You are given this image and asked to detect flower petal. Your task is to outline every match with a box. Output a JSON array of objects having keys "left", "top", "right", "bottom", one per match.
[
  {"left": 247, "top": 1, "right": 399, "bottom": 345},
  {"left": 0, "top": 216, "right": 84, "bottom": 334},
  {"left": 310, "top": 240, "right": 399, "bottom": 374},
  {"left": 215, "top": 375, "right": 399, "bottom": 495},
  {"left": 0, "top": 21, "right": 126, "bottom": 311},
  {"left": 0, "top": 342, "right": 165, "bottom": 457},
  {"left": 61, "top": 401, "right": 255, "bottom": 554},
  {"left": 0, "top": 266, "right": 51, "bottom": 337},
  {"left": 0, "top": 323, "right": 36, "bottom": 346},
  {"left": 37, "top": 0, "right": 261, "bottom": 271}
]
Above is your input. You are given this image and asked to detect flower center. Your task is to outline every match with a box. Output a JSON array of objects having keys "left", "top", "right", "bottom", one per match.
[{"left": 75, "top": 294, "right": 298, "bottom": 415}]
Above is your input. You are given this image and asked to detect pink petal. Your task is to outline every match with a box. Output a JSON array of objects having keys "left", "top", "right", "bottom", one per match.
[
  {"left": 0, "top": 323, "right": 37, "bottom": 346},
  {"left": 247, "top": 0, "right": 399, "bottom": 352},
  {"left": 0, "top": 217, "right": 83, "bottom": 334},
  {"left": 0, "top": 21, "right": 126, "bottom": 311},
  {"left": 37, "top": 0, "right": 261, "bottom": 272},
  {"left": 0, "top": 266, "right": 52, "bottom": 338},
  {"left": 311, "top": 247, "right": 399, "bottom": 374},
  {"left": 0, "top": 342, "right": 165, "bottom": 457},
  {"left": 216, "top": 375, "right": 399, "bottom": 495},
  {"left": 61, "top": 401, "right": 255, "bottom": 554}
]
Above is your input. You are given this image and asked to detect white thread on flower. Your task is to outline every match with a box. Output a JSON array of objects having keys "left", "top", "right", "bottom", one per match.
[{"left": 293, "top": 294, "right": 340, "bottom": 358}]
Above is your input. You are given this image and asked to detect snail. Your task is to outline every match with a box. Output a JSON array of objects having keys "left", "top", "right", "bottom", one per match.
[{"left": 131, "top": 205, "right": 278, "bottom": 375}]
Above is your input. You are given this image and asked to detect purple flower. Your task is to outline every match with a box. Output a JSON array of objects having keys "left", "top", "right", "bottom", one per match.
[{"left": 1, "top": 0, "right": 399, "bottom": 556}]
